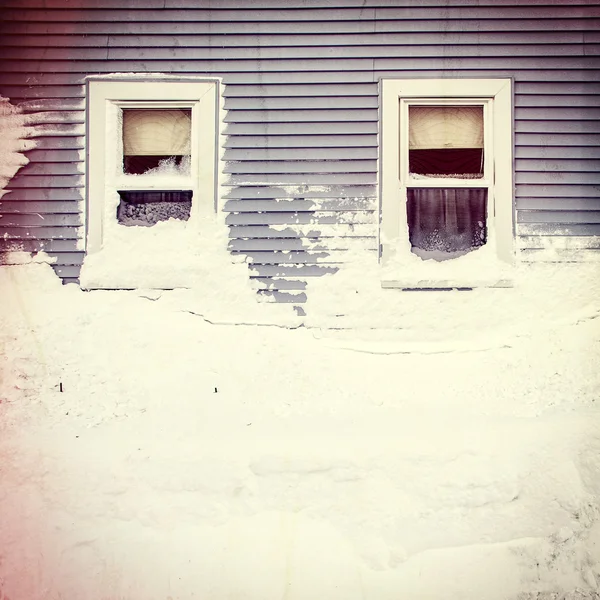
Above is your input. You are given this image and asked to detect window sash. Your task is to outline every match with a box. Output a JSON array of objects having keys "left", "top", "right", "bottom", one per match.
[
  {"left": 116, "top": 101, "right": 198, "bottom": 189},
  {"left": 399, "top": 98, "right": 493, "bottom": 187}
]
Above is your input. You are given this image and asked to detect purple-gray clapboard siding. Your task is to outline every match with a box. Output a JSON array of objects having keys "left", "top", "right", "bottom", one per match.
[{"left": 0, "top": 0, "right": 599, "bottom": 300}]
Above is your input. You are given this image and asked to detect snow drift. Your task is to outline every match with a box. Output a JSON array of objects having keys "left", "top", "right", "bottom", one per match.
[{"left": 0, "top": 258, "right": 599, "bottom": 599}]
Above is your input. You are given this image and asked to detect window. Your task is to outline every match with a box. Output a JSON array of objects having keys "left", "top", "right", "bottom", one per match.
[
  {"left": 86, "top": 77, "right": 218, "bottom": 253},
  {"left": 380, "top": 79, "right": 514, "bottom": 287}
]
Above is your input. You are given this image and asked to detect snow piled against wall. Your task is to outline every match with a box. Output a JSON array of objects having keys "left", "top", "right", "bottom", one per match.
[
  {"left": 80, "top": 210, "right": 302, "bottom": 326},
  {"left": 0, "top": 96, "right": 34, "bottom": 200},
  {"left": 301, "top": 233, "right": 598, "bottom": 340},
  {"left": 1, "top": 259, "right": 600, "bottom": 600}
]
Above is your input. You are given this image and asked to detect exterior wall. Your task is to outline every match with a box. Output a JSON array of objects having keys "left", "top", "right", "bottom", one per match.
[{"left": 0, "top": 0, "right": 599, "bottom": 299}]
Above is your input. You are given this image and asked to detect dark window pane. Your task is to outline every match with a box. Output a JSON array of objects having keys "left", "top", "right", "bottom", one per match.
[
  {"left": 407, "top": 188, "right": 487, "bottom": 259},
  {"left": 409, "top": 148, "right": 484, "bottom": 177},
  {"left": 117, "top": 190, "right": 192, "bottom": 227},
  {"left": 123, "top": 155, "right": 187, "bottom": 176}
]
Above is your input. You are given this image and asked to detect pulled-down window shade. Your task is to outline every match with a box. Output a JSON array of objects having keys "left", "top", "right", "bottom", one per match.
[
  {"left": 123, "top": 109, "right": 191, "bottom": 155},
  {"left": 407, "top": 188, "right": 487, "bottom": 257},
  {"left": 409, "top": 106, "right": 484, "bottom": 150}
]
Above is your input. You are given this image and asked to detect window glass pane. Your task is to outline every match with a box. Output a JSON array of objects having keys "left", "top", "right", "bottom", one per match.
[
  {"left": 406, "top": 188, "right": 487, "bottom": 260},
  {"left": 408, "top": 106, "right": 484, "bottom": 178},
  {"left": 122, "top": 109, "right": 191, "bottom": 175},
  {"left": 117, "top": 190, "right": 192, "bottom": 226}
]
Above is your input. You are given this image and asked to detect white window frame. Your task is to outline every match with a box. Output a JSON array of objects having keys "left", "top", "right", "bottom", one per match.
[
  {"left": 86, "top": 77, "right": 219, "bottom": 253},
  {"left": 380, "top": 79, "right": 514, "bottom": 287}
]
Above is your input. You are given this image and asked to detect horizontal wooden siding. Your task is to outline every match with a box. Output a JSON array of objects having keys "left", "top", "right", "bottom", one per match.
[{"left": 0, "top": 1, "right": 598, "bottom": 295}]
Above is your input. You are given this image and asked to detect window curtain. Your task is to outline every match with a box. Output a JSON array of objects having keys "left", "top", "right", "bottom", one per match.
[{"left": 407, "top": 188, "right": 487, "bottom": 253}]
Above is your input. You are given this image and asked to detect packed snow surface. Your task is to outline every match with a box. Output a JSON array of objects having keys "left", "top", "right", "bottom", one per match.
[{"left": 1, "top": 257, "right": 600, "bottom": 600}]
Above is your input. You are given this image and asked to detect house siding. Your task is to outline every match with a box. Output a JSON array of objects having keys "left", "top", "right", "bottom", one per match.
[{"left": 0, "top": 1, "right": 598, "bottom": 298}]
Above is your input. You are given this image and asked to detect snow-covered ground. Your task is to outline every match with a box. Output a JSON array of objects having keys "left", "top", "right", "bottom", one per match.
[{"left": 1, "top": 257, "right": 599, "bottom": 600}]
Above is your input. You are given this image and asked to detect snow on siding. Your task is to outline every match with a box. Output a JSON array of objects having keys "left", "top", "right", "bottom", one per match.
[
  {"left": 0, "top": 1, "right": 599, "bottom": 291},
  {"left": 0, "top": 97, "right": 33, "bottom": 198},
  {"left": 0, "top": 96, "right": 42, "bottom": 262}
]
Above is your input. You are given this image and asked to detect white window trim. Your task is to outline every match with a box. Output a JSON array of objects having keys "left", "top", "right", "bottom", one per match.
[
  {"left": 380, "top": 78, "right": 515, "bottom": 288},
  {"left": 86, "top": 77, "right": 219, "bottom": 253}
]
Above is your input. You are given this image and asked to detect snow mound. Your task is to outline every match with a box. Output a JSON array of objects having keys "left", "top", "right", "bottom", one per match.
[{"left": 0, "top": 259, "right": 599, "bottom": 600}]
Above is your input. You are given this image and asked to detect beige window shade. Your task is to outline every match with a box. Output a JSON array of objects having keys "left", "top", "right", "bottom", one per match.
[
  {"left": 122, "top": 109, "right": 191, "bottom": 156},
  {"left": 409, "top": 106, "right": 484, "bottom": 149}
]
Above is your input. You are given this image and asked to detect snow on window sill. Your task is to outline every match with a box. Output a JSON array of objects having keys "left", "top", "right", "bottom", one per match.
[
  {"left": 380, "top": 241, "right": 515, "bottom": 289},
  {"left": 115, "top": 174, "right": 193, "bottom": 190},
  {"left": 381, "top": 277, "right": 514, "bottom": 290},
  {"left": 409, "top": 172, "right": 484, "bottom": 180}
]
